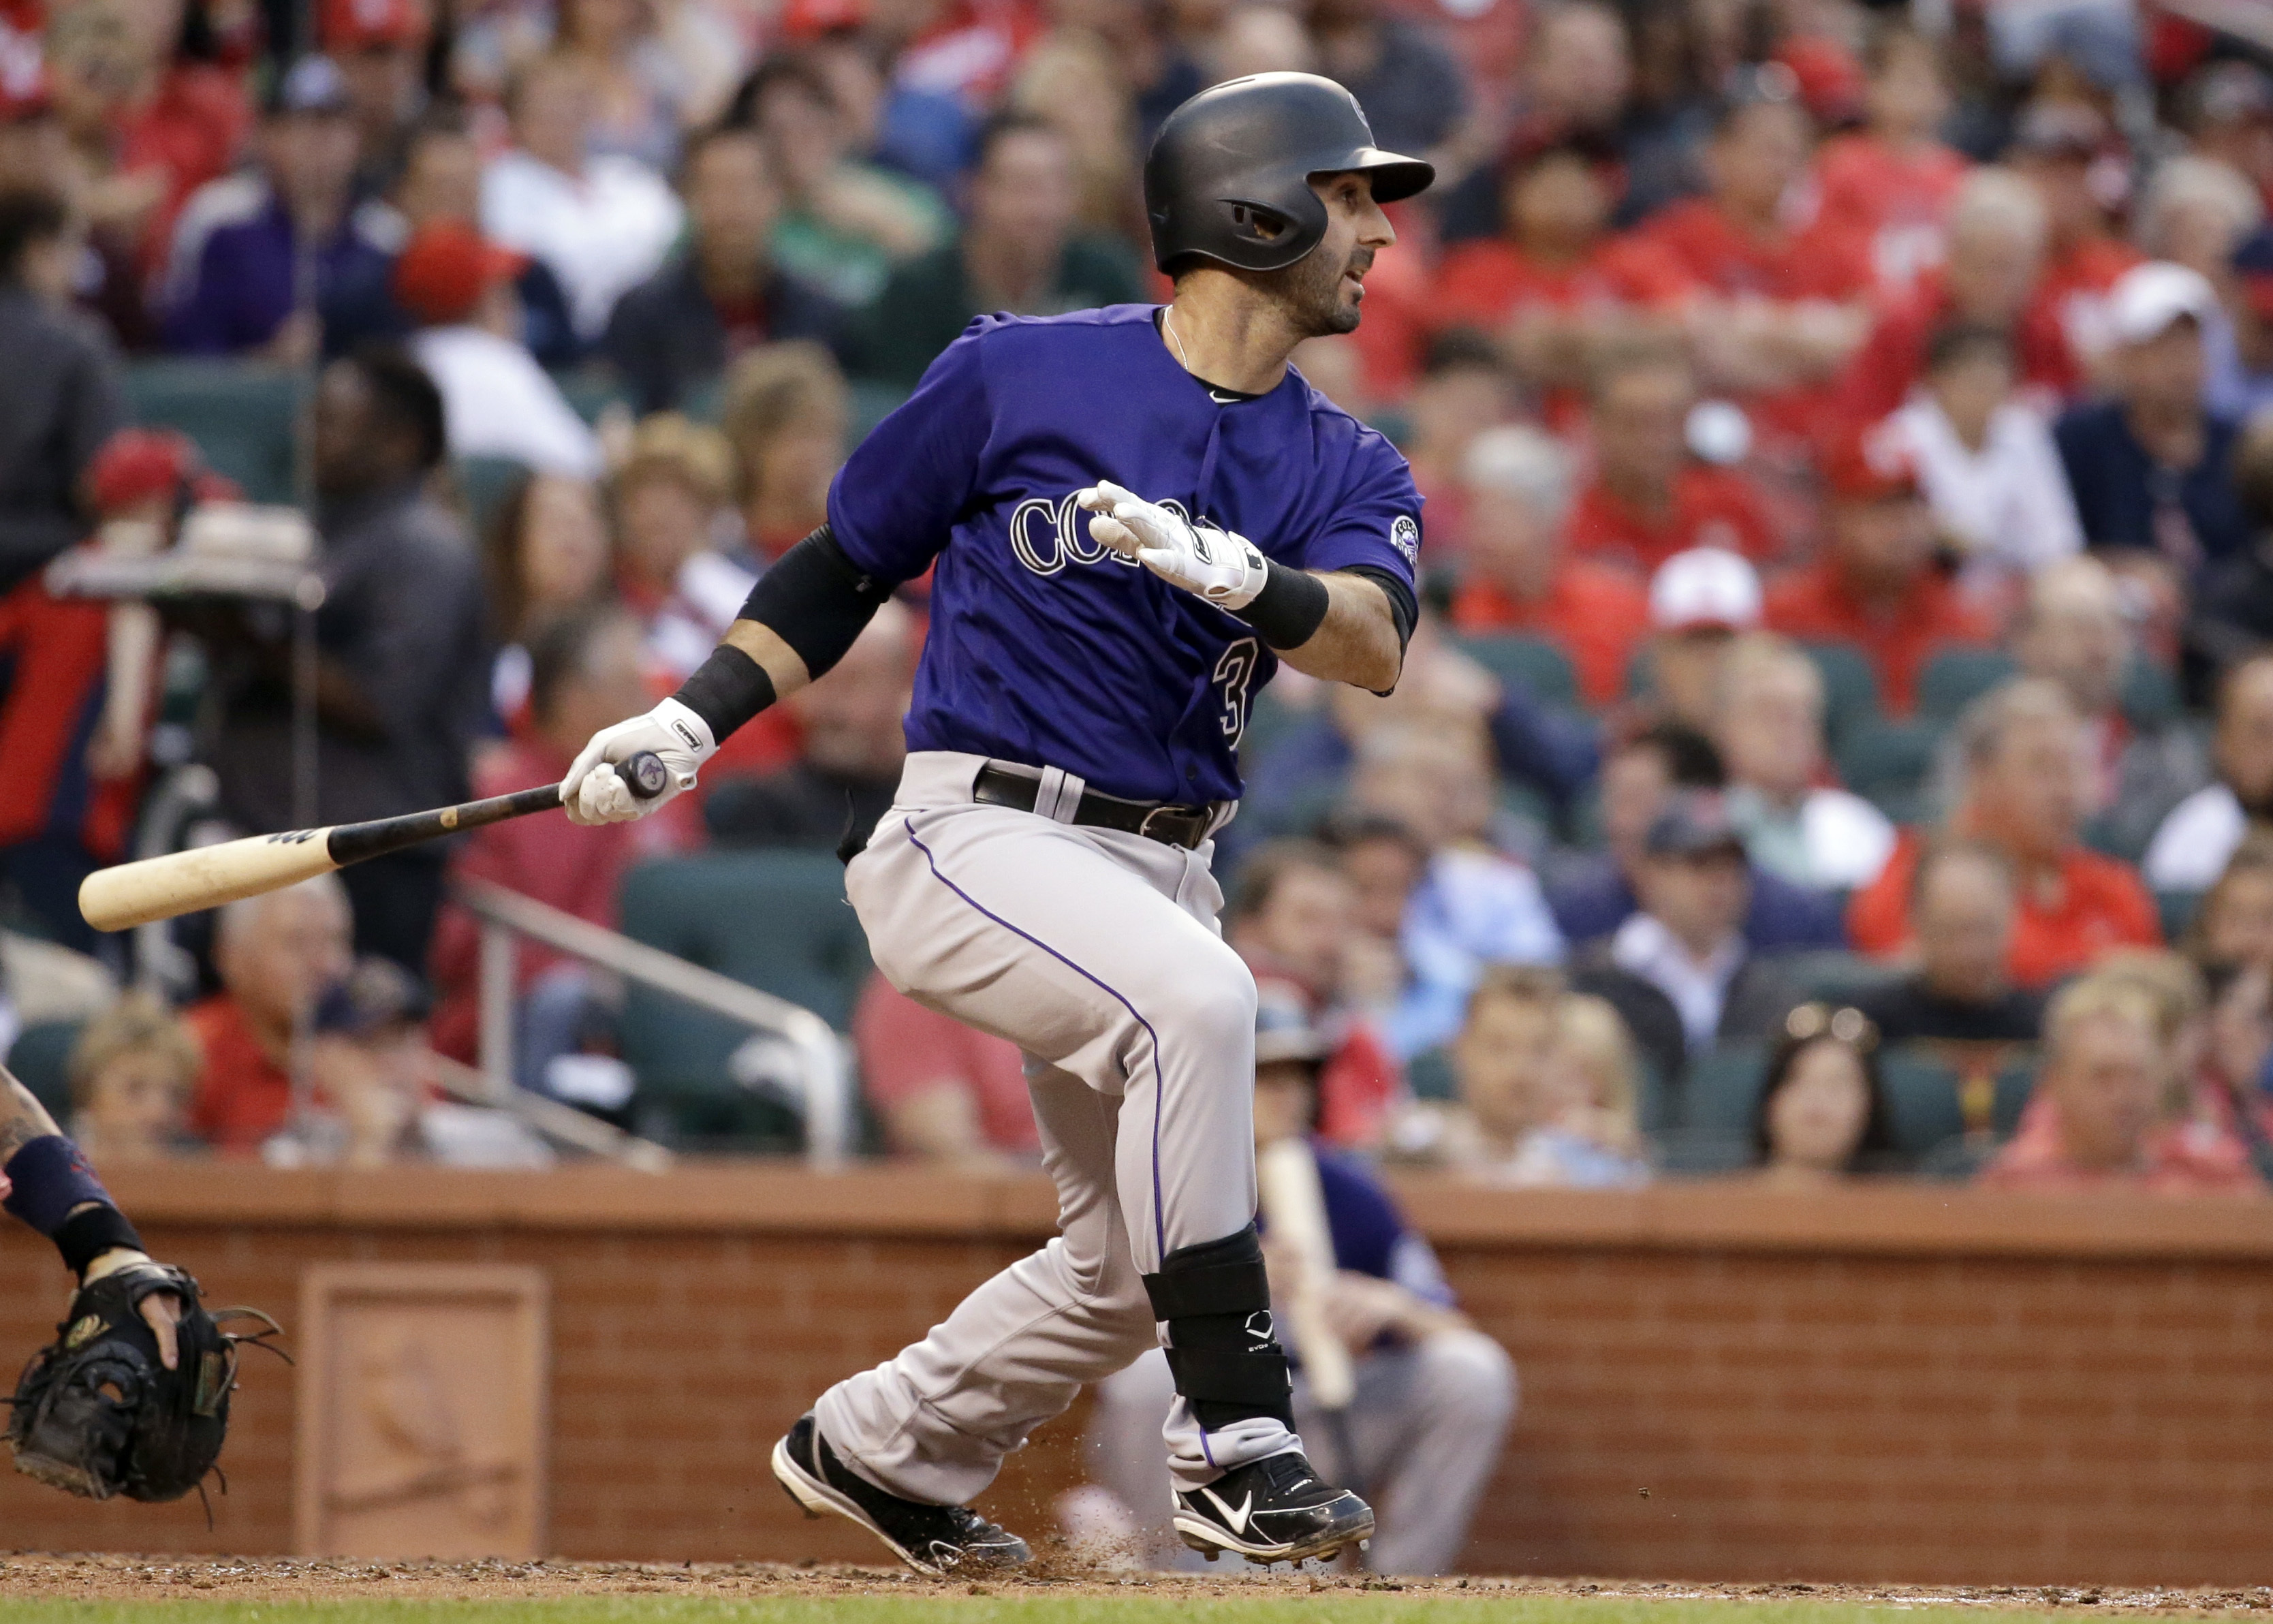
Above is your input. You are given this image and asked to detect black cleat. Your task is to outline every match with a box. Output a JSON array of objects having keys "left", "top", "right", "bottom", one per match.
[
  {"left": 770, "top": 1412, "right": 1030, "bottom": 1577},
  {"left": 1173, "top": 1449, "right": 1374, "bottom": 1566}
]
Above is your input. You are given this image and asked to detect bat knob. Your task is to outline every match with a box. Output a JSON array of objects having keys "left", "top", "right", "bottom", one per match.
[{"left": 621, "top": 751, "right": 670, "bottom": 800}]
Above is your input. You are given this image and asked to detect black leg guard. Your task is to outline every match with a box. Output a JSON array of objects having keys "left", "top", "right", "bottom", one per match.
[{"left": 1142, "top": 1225, "right": 1294, "bottom": 1432}]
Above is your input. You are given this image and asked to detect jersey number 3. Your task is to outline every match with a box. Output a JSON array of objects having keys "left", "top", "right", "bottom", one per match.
[{"left": 1214, "top": 637, "right": 1259, "bottom": 747}]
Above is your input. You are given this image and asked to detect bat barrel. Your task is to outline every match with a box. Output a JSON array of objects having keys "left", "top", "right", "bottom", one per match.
[{"left": 78, "top": 828, "right": 343, "bottom": 933}]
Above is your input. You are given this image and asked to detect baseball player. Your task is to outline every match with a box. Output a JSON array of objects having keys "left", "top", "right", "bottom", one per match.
[{"left": 560, "top": 72, "right": 1432, "bottom": 1574}]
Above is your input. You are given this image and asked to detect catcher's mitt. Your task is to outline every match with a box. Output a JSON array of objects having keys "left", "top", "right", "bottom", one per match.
[{"left": 5, "top": 1262, "right": 285, "bottom": 1504}]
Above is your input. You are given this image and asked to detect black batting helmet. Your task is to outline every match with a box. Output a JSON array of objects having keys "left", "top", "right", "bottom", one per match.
[{"left": 1144, "top": 72, "right": 1435, "bottom": 275}]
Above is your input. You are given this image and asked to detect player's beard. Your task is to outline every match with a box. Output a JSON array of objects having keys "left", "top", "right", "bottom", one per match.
[{"left": 1279, "top": 243, "right": 1373, "bottom": 339}]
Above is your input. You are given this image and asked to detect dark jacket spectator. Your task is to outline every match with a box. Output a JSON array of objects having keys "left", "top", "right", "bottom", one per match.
[
  {"left": 1569, "top": 791, "right": 1800, "bottom": 1081},
  {"left": 603, "top": 123, "right": 843, "bottom": 413},
  {"left": 2053, "top": 262, "right": 2251, "bottom": 569},
  {"left": 847, "top": 114, "right": 1144, "bottom": 390},
  {"left": 192, "top": 348, "right": 487, "bottom": 972},
  {"left": 1851, "top": 840, "right": 2046, "bottom": 1044},
  {"left": 161, "top": 56, "right": 393, "bottom": 360},
  {"left": 0, "top": 189, "right": 125, "bottom": 591},
  {"left": 706, "top": 603, "right": 915, "bottom": 854}
]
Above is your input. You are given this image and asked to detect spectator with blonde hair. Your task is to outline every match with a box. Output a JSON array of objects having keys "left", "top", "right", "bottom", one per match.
[
  {"left": 66, "top": 990, "right": 202, "bottom": 1166},
  {"left": 1849, "top": 678, "right": 2161, "bottom": 986},
  {"left": 1009, "top": 31, "right": 1145, "bottom": 245},
  {"left": 1714, "top": 633, "right": 1896, "bottom": 893},
  {"left": 1981, "top": 972, "right": 2260, "bottom": 1193},
  {"left": 610, "top": 413, "right": 746, "bottom": 679},
  {"left": 723, "top": 341, "right": 850, "bottom": 562}
]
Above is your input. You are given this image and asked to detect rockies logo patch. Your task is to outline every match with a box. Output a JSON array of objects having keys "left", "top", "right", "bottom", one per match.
[{"left": 1390, "top": 514, "right": 1419, "bottom": 564}]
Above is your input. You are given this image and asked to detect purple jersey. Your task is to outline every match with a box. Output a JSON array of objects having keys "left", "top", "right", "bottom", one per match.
[{"left": 827, "top": 304, "right": 1422, "bottom": 805}]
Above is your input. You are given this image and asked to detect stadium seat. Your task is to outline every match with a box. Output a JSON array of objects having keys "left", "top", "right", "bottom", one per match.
[
  {"left": 1454, "top": 632, "right": 1580, "bottom": 710},
  {"left": 1916, "top": 646, "right": 2016, "bottom": 722},
  {"left": 553, "top": 371, "right": 629, "bottom": 426},
  {"left": 1834, "top": 718, "right": 1940, "bottom": 823},
  {"left": 1405, "top": 1045, "right": 1456, "bottom": 1102},
  {"left": 2120, "top": 657, "right": 2183, "bottom": 728},
  {"left": 2157, "top": 889, "right": 2203, "bottom": 943},
  {"left": 455, "top": 455, "right": 529, "bottom": 540},
  {"left": 1796, "top": 641, "right": 1880, "bottom": 747},
  {"left": 125, "top": 362, "right": 302, "bottom": 505},
  {"left": 1781, "top": 950, "right": 1901, "bottom": 1007},
  {"left": 1668, "top": 1041, "right": 1766, "bottom": 1170},
  {"left": 1876, "top": 1041, "right": 2035, "bottom": 1165},
  {"left": 617, "top": 852, "right": 873, "bottom": 1148},
  {"left": 5, "top": 1020, "right": 80, "bottom": 1119}
]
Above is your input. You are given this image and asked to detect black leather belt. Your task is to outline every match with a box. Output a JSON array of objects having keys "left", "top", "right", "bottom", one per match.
[{"left": 972, "top": 765, "right": 1218, "bottom": 849}]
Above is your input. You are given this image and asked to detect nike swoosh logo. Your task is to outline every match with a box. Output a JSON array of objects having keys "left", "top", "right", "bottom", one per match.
[{"left": 1201, "top": 1486, "right": 1254, "bottom": 1535}]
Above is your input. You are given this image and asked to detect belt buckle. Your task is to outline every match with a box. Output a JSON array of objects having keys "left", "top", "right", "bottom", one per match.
[{"left": 1138, "top": 804, "right": 1200, "bottom": 847}]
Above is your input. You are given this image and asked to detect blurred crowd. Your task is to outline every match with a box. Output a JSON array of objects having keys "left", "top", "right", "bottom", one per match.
[{"left": 0, "top": 0, "right": 2272, "bottom": 1193}]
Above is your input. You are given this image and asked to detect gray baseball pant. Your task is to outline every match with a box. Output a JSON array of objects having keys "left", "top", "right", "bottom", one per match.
[
  {"left": 813, "top": 751, "right": 1299, "bottom": 1505},
  {"left": 1083, "top": 1337, "right": 1518, "bottom": 1574}
]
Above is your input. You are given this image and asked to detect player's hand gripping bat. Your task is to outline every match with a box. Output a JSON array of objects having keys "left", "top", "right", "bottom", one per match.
[
  {"left": 76, "top": 751, "right": 669, "bottom": 933},
  {"left": 1255, "top": 1136, "right": 1360, "bottom": 1487}
]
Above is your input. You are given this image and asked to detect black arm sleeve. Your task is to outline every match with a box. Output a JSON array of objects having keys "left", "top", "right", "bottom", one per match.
[
  {"left": 1341, "top": 565, "right": 1417, "bottom": 652},
  {"left": 669, "top": 525, "right": 896, "bottom": 741}
]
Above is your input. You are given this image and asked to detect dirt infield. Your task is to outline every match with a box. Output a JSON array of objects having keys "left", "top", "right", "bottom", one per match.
[{"left": 1, "top": 1557, "right": 2270, "bottom": 1614}]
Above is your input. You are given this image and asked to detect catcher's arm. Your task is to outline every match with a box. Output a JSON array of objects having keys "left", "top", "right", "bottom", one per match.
[{"left": 1, "top": 1072, "right": 181, "bottom": 1367}]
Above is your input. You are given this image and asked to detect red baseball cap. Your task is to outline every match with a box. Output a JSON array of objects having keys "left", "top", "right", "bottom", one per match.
[
  {"left": 780, "top": 0, "right": 866, "bottom": 40},
  {"left": 87, "top": 428, "right": 238, "bottom": 514},
  {"left": 321, "top": 0, "right": 428, "bottom": 51},
  {"left": 392, "top": 222, "right": 528, "bottom": 327},
  {"left": 1823, "top": 420, "right": 1922, "bottom": 504}
]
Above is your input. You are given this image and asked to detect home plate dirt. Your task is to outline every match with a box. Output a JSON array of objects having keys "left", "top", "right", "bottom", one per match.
[{"left": 1, "top": 1556, "right": 2270, "bottom": 1613}]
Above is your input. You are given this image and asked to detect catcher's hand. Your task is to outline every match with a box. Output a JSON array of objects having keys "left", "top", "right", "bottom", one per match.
[
  {"left": 1076, "top": 481, "right": 1268, "bottom": 610},
  {"left": 7, "top": 1260, "right": 284, "bottom": 1503}
]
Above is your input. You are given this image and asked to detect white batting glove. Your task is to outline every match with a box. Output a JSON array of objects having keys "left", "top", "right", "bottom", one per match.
[
  {"left": 559, "top": 697, "right": 713, "bottom": 826},
  {"left": 1076, "top": 480, "right": 1267, "bottom": 610}
]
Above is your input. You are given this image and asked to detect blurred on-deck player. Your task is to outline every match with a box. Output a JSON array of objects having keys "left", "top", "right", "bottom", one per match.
[{"left": 559, "top": 73, "right": 1433, "bottom": 1575}]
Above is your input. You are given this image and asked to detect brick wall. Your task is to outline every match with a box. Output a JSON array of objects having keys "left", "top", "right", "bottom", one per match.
[{"left": 1, "top": 1168, "right": 2268, "bottom": 1586}]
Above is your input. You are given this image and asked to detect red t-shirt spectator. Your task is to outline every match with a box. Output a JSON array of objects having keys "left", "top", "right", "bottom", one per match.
[
  {"left": 120, "top": 63, "right": 253, "bottom": 276},
  {"left": 1434, "top": 235, "right": 1696, "bottom": 330},
  {"left": 2032, "top": 236, "right": 2144, "bottom": 394},
  {"left": 184, "top": 993, "right": 292, "bottom": 1155},
  {"left": 0, "top": 580, "right": 139, "bottom": 866},
  {"left": 428, "top": 736, "right": 700, "bottom": 1061},
  {"left": 1567, "top": 465, "right": 1777, "bottom": 576},
  {"left": 1979, "top": 1093, "right": 2261, "bottom": 1194},
  {"left": 853, "top": 975, "right": 1040, "bottom": 1157},
  {"left": 1815, "top": 133, "right": 1969, "bottom": 293},
  {"left": 1848, "top": 828, "right": 2161, "bottom": 988},
  {"left": 1763, "top": 557, "right": 1992, "bottom": 715},
  {"left": 1451, "top": 558, "right": 1651, "bottom": 706},
  {"left": 1835, "top": 268, "right": 2077, "bottom": 424},
  {"left": 1642, "top": 197, "right": 1876, "bottom": 304}
]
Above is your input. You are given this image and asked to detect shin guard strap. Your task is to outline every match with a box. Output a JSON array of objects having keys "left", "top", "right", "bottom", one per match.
[{"left": 1143, "top": 1225, "right": 1294, "bottom": 1431}]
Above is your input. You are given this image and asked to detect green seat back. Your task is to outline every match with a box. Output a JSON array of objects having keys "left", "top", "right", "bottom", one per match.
[
  {"left": 2157, "top": 889, "right": 2204, "bottom": 943},
  {"left": 617, "top": 852, "right": 873, "bottom": 1121},
  {"left": 1877, "top": 1042, "right": 2037, "bottom": 1163},
  {"left": 2120, "top": 657, "right": 2182, "bottom": 728},
  {"left": 1834, "top": 718, "right": 1941, "bottom": 822},
  {"left": 1454, "top": 632, "right": 1580, "bottom": 710},
  {"left": 7, "top": 1020, "right": 81, "bottom": 1119},
  {"left": 1916, "top": 646, "right": 2016, "bottom": 722},
  {"left": 1677, "top": 1042, "right": 1768, "bottom": 1142},
  {"left": 554, "top": 371, "right": 629, "bottom": 426},
  {"left": 455, "top": 455, "right": 529, "bottom": 542},
  {"left": 1796, "top": 641, "right": 1881, "bottom": 746},
  {"left": 1405, "top": 1045, "right": 1456, "bottom": 1102},
  {"left": 125, "top": 362, "right": 304, "bottom": 505}
]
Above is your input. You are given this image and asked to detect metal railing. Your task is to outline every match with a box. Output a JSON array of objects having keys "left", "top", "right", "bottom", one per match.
[{"left": 452, "top": 877, "right": 852, "bottom": 1168}]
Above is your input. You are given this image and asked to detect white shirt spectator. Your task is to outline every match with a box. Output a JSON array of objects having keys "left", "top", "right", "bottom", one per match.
[
  {"left": 2142, "top": 783, "right": 2246, "bottom": 892},
  {"left": 1727, "top": 784, "right": 1897, "bottom": 892},
  {"left": 1892, "top": 393, "right": 2082, "bottom": 591},
  {"left": 480, "top": 149, "right": 683, "bottom": 339},
  {"left": 411, "top": 324, "right": 603, "bottom": 478}
]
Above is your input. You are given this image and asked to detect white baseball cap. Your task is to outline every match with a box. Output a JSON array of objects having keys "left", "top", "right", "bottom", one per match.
[
  {"left": 1650, "top": 546, "right": 1762, "bottom": 631},
  {"left": 2107, "top": 260, "right": 2219, "bottom": 345}
]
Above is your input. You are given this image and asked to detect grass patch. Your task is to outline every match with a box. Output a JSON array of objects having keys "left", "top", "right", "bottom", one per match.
[{"left": 0, "top": 1595, "right": 2105, "bottom": 1624}]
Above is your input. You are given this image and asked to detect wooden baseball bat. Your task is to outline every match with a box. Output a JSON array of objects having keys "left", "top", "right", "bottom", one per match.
[
  {"left": 1256, "top": 1136, "right": 1355, "bottom": 1410},
  {"left": 78, "top": 751, "right": 670, "bottom": 933}
]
